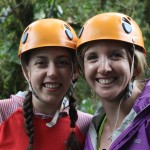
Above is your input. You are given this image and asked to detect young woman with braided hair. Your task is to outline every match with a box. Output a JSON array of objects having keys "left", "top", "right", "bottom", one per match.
[
  {"left": 76, "top": 12, "right": 150, "bottom": 150},
  {"left": 0, "top": 18, "right": 92, "bottom": 150}
]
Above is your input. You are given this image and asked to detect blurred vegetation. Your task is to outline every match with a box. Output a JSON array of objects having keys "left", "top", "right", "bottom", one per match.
[{"left": 0, "top": 0, "right": 150, "bottom": 114}]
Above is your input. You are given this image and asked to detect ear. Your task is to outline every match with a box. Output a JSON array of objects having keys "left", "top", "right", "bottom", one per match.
[
  {"left": 21, "top": 63, "right": 30, "bottom": 83},
  {"left": 72, "top": 65, "right": 79, "bottom": 83},
  {"left": 133, "top": 68, "right": 139, "bottom": 79}
]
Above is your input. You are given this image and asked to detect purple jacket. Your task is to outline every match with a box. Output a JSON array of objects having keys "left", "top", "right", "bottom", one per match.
[{"left": 85, "top": 80, "right": 150, "bottom": 150}]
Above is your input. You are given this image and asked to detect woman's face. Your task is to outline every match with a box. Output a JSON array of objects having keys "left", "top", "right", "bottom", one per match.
[
  {"left": 83, "top": 40, "right": 131, "bottom": 101},
  {"left": 26, "top": 47, "right": 75, "bottom": 112}
]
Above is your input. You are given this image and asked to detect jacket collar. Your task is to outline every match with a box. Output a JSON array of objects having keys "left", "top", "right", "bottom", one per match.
[{"left": 133, "top": 79, "right": 150, "bottom": 113}]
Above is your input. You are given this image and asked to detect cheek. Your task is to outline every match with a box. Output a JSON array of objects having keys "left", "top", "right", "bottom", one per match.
[
  {"left": 31, "top": 69, "right": 40, "bottom": 77},
  {"left": 84, "top": 63, "right": 94, "bottom": 76},
  {"left": 62, "top": 69, "right": 72, "bottom": 79},
  {"left": 29, "top": 69, "right": 41, "bottom": 83},
  {"left": 116, "top": 61, "right": 130, "bottom": 79},
  {"left": 84, "top": 64, "right": 95, "bottom": 84},
  {"left": 123, "top": 61, "right": 130, "bottom": 72}
]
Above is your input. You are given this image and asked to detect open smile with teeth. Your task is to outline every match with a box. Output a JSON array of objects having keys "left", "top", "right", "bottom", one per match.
[
  {"left": 97, "top": 78, "right": 116, "bottom": 85},
  {"left": 44, "top": 83, "right": 61, "bottom": 88}
]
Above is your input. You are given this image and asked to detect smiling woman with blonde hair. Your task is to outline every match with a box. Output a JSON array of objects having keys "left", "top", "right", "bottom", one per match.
[{"left": 77, "top": 12, "right": 150, "bottom": 150}]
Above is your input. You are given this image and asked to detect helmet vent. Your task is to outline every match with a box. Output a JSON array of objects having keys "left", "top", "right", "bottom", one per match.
[
  {"left": 23, "top": 27, "right": 29, "bottom": 34},
  {"left": 21, "top": 27, "right": 29, "bottom": 44},
  {"left": 64, "top": 24, "right": 71, "bottom": 30},
  {"left": 65, "top": 29, "right": 73, "bottom": 40},
  {"left": 78, "top": 27, "right": 84, "bottom": 38},
  {"left": 122, "top": 17, "right": 132, "bottom": 34},
  {"left": 22, "top": 32, "right": 28, "bottom": 44},
  {"left": 64, "top": 24, "right": 73, "bottom": 40},
  {"left": 122, "top": 17, "right": 131, "bottom": 25}
]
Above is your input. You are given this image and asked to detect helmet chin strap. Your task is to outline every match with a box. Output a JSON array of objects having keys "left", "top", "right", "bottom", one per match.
[
  {"left": 29, "top": 81, "right": 62, "bottom": 128},
  {"left": 108, "top": 44, "right": 136, "bottom": 141},
  {"left": 46, "top": 109, "right": 60, "bottom": 127},
  {"left": 124, "top": 43, "right": 135, "bottom": 99},
  {"left": 114, "top": 43, "right": 135, "bottom": 101},
  {"left": 39, "top": 61, "right": 75, "bottom": 128},
  {"left": 21, "top": 52, "right": 75, "bottom": 128}
]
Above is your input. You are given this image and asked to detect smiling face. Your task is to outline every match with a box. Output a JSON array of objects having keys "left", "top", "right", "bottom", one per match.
[
  {"left": 25, "top": 47, "right": 75, "bottom": 112},
  {"left": 83, "top": 40, "right": 131, "bottom": 101}
]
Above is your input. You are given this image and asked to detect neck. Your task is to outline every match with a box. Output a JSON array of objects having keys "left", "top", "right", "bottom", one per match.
[
  {"left": 99, "top": 85, "right": 141, "bottom": 150},
  {"left": 101, "top": 84, "right": 141, "bottom": 131},
  {"left": 32, "top": 96, "right": 61, "bottom": 115}
]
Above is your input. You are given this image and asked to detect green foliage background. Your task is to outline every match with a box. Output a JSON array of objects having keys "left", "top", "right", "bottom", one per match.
[{"left": 0, "top": 0, "right": 150, "bottom": 114}]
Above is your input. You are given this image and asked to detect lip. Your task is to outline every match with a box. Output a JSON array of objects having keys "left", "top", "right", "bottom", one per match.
[
  {"left": 96, "top": 77, "right": 117, "bottom": 85},
  {"left": 43, "top": 82, "right": 62, "bottom": 90}
]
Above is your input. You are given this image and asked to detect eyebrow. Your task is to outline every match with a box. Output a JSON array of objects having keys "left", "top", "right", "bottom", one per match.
[
  {"left": 111, "top": 48, "right": 127, "bottom": 54},
  {"left": 84, "top": 51, "right": 97, "bottom": 56},
  {"left": 32, "top": 55, "right": 47, "bottom": 60},
  {"left": 33, "top": 54, "right": 71, "bottom": 60}
]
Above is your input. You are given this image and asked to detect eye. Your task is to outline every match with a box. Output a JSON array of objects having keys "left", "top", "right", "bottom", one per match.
[
  {"left": 110, "top": 51, "right": 123, "bottom": 60},
  {"left": 34, "top": 60, "right": 48, "bottom": 68},
  {"left": 35, "top": 61, "right": 44, "bottom": 65},
  {"left": 56, "top": 57, "right": 71, "bottom": 67},
  {"left": 84, "top": 53, "right": 98, "bottom": 62}
]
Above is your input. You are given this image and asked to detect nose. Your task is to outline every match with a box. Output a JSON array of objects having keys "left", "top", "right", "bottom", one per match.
[
  {"left": 97, "top": 57, "right": 112, "bottom": 75},
  {"left": 47, "top": 63, "right": 58, "bottom": 78}
]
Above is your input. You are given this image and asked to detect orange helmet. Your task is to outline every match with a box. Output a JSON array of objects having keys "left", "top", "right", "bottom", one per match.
[
  {"left": 77, "top": 12, "right": 146, "bottom": 54},
  {"left": 18, "top": 18, "right": 77, "bottom": 58}
]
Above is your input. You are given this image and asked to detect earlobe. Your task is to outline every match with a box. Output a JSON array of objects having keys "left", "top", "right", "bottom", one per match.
[
  {"left": 133, "top": 68, "right": 139, "bottom": 79},
  {"left": 72, "top": 66, "right": 79, "bottom": 83},
  {"left": 72, "top": 73, "right": 78, "bottom": 81}
]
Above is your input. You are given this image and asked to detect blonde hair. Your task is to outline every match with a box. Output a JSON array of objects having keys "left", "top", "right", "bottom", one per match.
[
  {"left": 133, "top": 49, "right": 147, "bottom": 90},
  {"left": 134, "top": 50, "right": 147, "bottom": 79}
]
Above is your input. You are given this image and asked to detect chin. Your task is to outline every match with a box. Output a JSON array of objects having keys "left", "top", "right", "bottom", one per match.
[{"left": 99, "top": 92, "right": 117, "bottom": 100}]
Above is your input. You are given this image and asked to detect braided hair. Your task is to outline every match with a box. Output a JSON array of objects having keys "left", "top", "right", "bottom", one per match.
[
  {"left": 23, "top": 92, "right": 82, "bottom": 150},
  {"left": 67, "top": 95, "right": 82, "bottom": 150},
  {"left": 23, "top": 90, "right": 34, "bottom": 150}
]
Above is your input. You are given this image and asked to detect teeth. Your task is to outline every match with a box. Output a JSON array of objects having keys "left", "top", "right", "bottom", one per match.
[
  {"left": 98, "top": 78, "right": 114, "bottom": 84},
  {"left": 44, "top": 83, "right": 60, "bottom": 88}
]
